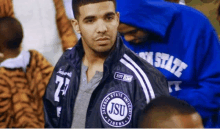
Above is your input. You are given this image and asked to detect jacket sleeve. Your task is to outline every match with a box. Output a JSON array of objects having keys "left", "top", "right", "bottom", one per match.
[
  {"left": 131, "top": 62, "right": 170, "bottom": 127},
  {"left": 139, "top": 58, "right": 170, "bottom": 99},
  {"left": 26, "top": 50, "right": 54, "bottom": 128},
  {"left": 0, "top": 69, "right": 12, "bottom": 128},
  {"left": 171, "top": 24, "right": 220, "bottom": 126},
  {"left": 43, "top": 65, "right": 60, "bottom": 128}
]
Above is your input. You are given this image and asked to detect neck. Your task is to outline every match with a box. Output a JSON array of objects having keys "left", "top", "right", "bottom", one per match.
[
  {"left": 82, "top": 41, "right": 112, "bottom": 67},
  {"left": 83, "top": 52, "right": 106, "bottom": 69},
  {"left": 0, "top": 48, "right": 21, "bottom": 63},
  {"left": 82, "top": 51, "right": 108, "bottom": 82}
]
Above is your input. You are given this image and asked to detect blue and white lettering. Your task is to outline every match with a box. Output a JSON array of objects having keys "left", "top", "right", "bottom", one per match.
[{"left": 138, "top": 52, "right": 188, "bottom": 78}]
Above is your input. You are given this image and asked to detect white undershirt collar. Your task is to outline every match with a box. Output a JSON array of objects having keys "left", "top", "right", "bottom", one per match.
[{"left": 0, "top": 50, "right": 30, "bottom": 72}]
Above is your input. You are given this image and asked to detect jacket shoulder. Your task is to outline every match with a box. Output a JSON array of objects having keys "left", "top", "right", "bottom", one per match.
[
  {"left": 54, "top": 47, "right": 76, "bottom": 68},
  {"left": 124, "top": 48, "right": 166, "bottom": 78},
  {"left": 121, "top": 49, "right": 169, "bottom": 100}
]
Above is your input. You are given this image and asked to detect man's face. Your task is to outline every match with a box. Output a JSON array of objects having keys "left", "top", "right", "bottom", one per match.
[
  {"left": 72, "top": 1, "right": 119, "bottom": 54},
  {"left": 118, "top": 23, "right": 148, "bottom": 44}
]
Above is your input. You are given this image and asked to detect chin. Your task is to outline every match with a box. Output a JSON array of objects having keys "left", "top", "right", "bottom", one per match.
[
  {"left": 95, "top": 46, "right": 113, "bottom": 53},
  {"left": 96, "top": 49, "right": 111, "bottom": 53}
]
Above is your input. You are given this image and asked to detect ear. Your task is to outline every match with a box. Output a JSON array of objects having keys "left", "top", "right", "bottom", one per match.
[
  {"left": 71, "top": 19, "right": 81, "bottom": 34},
  {"left": 116, "top": 12, "right": 120, "bottom": 27},
  {"left": 0, "top": 53, "right": 4, "bottom": 58},
  {"left": 0, "top": 46, "right": 3, "bottom": 58}
]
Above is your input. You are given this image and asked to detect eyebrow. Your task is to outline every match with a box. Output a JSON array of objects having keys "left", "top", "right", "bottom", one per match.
[
  {"left": 104, "top": 12, "right": 115, "bottom": 17},
  {"left": 83, "top": 16, "right": 96, "bottom": 22},
  {"left": 83, "top": 12, "right": 116, "bottom": 21},
  {"left": 120, "top": 29, "right": 138, "bottom": 35}
]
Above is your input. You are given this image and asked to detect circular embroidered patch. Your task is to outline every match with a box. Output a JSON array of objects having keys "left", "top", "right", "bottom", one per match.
[{"left": 100, "top": 91, "right": 132, "bottom": 127}]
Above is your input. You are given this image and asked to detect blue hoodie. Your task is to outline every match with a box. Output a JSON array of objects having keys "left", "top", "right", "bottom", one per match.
[{"left": 117, "top": 0, "right": 220, "bottom": 127}]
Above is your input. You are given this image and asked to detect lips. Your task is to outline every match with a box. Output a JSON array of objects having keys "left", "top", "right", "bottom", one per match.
[{"left": 95, "top": 37, "right": 110, "bottom": 41}]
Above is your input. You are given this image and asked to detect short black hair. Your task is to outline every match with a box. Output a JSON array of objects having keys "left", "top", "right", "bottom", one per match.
[
  {"left": 139, "top": 96, "right": 198, "bottom": 127},
  {"left": 0, "top": 17, "right": 23, "bottom": 50},
  {"left": 72, "top": 0, "right": 116, "bottom": 20}
]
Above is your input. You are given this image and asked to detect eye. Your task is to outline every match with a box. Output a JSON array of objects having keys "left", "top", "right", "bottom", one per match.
[
  {"left": 85, "top": 19, "right": 94, "bottom": 23},
  {"left": 129, "top": 29, "right": 138, "bottom": 35},
  {"left": 106, "top": 16, "right": 114, "bottom": 21}
]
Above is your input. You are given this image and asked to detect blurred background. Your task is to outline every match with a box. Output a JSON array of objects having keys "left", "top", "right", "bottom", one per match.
[{"left": 186, "top": 0, "right": 220, "bottom": 34}]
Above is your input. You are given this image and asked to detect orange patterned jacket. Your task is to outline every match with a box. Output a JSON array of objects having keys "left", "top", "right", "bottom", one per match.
[{"left": 0, "top": 50, "right": 53, "bottom": 128}]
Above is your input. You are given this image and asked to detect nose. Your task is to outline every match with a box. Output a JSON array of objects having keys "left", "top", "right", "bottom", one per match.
[
  {"left": 124, "top": 35, "right": 135, "bottom": 42},
  {"left": 97, "top": 20, "right": 107, "bottom": 33}
]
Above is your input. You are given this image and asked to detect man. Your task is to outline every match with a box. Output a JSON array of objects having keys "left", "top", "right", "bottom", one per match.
[
  {"left": 43, "top": 0, "right": 169, "bottom": 128},
  {"left": 117, "top": 0, "right": 220, "bottom": 127},
  {"left": 139, "top": 96, "right": 204, "bottom": 128},
  {"left": 0, "top": 17, "right": 53, "bottom": 128}
]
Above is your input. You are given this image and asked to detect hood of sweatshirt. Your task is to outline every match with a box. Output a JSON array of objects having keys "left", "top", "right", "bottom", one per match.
[{"left": 116, "top": 0, "right": 179, "bottom": 38}]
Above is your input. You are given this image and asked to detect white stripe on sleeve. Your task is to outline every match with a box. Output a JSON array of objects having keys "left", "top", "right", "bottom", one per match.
[
  {"left": 120, "top": 58, "right": 150, "bottom": 103},
  {"left": 123, "top": 54, "right": 155, "bottom": 99}
]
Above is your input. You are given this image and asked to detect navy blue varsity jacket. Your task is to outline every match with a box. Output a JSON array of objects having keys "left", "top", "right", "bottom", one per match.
[{"left": 43, "top": 34, "right": 169, "bottom": 128}]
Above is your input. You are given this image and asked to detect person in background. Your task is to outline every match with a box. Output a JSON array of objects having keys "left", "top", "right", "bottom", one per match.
[
  {"left": 0, "top": 0, "right": 78, "bottom": 66},
  {"left": 139, "top": 96, "right": 204, "bottom": 128},
  {"left": 43, "top": 0, "right": 169, "bottom": 128},
  {"left": 0, "top": 17, "right": 53, "bottom": 128},
  {"left": 117, "top": 0, "right": 220, "bottom": 127}
]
